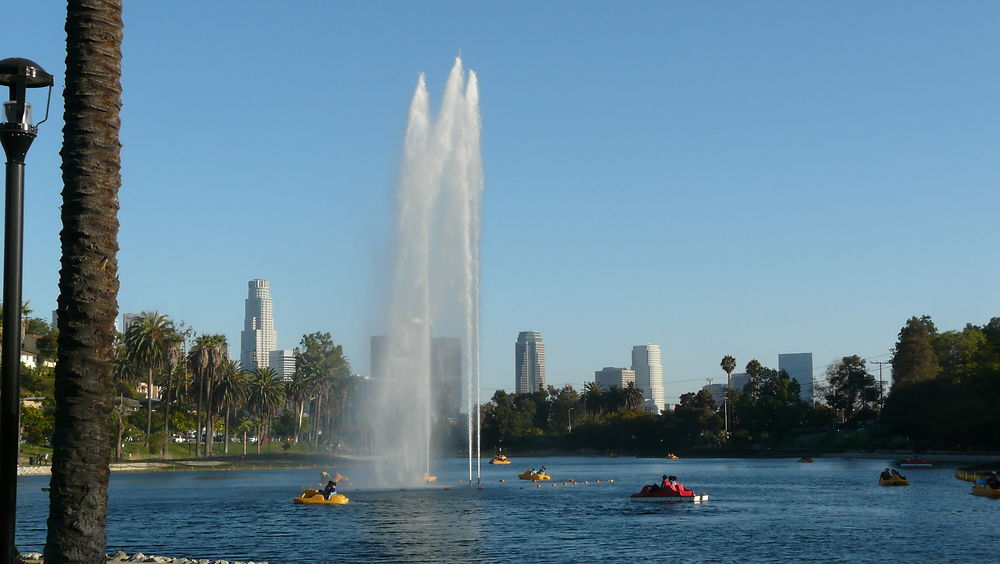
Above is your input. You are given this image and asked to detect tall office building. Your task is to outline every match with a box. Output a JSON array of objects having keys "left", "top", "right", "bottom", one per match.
[
  {"left": 778, "top": 352, "right": 814, "bottom": 403},
  {"left": 631, "top": 344, "right": 665, "bottom": 413},
  {"left": 268, "top": 349, "right": 296, "bottom": 382},
  {"left": 432, "top": 337, "right": 462, "bottom": 421},
  {"left": 594, "top": 367, "right": 636, "bottom": 391},
  {"left": 240, "top": 279, "right": 277, "bottom": 373},
  {"left": 515, "top": 331, "right": 546, "bottom": 394}
]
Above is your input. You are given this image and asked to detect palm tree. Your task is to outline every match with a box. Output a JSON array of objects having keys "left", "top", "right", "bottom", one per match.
[
  {"left": 122, "top": 311, "right": 176, "bottom": 447},
  {"left": 46, "top": 2, "right": 124, "bottom": 560},
  {"left": 160, "top": 338, "right": 183, "bottom": 456},
  {"left": 215, "top": 359, "right": 248, "bottom": 454},
  {"left": 187, "top": 334, "right": 226, "bottom": 456},
  {"left": 582, "top": 381, "right": 604, "bottom": 416},
  {"left": 247, "top": 367, "right": 286, "bottom": 454},
  {"left": 721, "top": 355, "right": 736, "bottom": 437},
  {"left": 286, "top": 366, "right": 315, "bottom": 443},
  {"left": 622, "top": 381, "right": 645, "bottom": 412}
]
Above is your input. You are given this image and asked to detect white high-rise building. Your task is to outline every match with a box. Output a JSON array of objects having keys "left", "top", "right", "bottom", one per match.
[
  {"left": 268, "top": 349, "right": 296, "bottom": 382},
  {"left": 631, "top": 344, "right": 665, "bottom": 414},
  {"left": 240, "top": 279, "right": 277, "bottom": 373}
]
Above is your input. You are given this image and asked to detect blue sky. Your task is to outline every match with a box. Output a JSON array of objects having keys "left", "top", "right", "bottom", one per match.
[{"left": 7, "top": 2, "right": 999, "bottom": 403}]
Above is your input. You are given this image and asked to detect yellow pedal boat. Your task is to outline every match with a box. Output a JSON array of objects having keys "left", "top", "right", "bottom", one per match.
[
  {"left": 489, "top": 456, "right": 511, "bottom": 465},
  {"left": 294, "top": 489, "right": 349, "bottom": 505},
  {"left": 972, "top": 484, "right": 1000, "bottom": 499},
  {"left": 518, "top": 471, "right": 551, "bottom": 481},
  {"left": 666, "top": 453, "right": 679, "bottom": 460},
  {"left": 879, "top": 476, "right": 909, "bottom": 486}
]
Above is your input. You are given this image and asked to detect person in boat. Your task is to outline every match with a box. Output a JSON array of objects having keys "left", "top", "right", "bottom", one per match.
[
  {"left": 890, "top": 469, "right": 906, "bottom": 479},
  {"left": 986, "top": 471, "right": 1000, "bottom": 489},
  {"left": 880, "top": 468, "right": 893, "bottom": 480},
  {"left": 322, "top": 480, "right": 338, "bottom": 500},
  {"left": 538, "top": 466, "right": 547, "bottom": 475}
]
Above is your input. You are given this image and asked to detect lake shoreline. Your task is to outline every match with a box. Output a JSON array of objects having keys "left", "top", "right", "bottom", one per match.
[{"left": 17, "top": 449, "right": 1000, "bottom": 477}]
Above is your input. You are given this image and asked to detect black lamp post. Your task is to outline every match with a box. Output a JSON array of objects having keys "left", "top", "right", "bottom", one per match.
[{"left": 0, "top": 57, "right": 53, "bottom": 564}]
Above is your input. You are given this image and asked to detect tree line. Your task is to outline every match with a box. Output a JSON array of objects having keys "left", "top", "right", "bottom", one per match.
[
  {"left": 480, "top": 315, "right": 1000, "bottom": 454},
  {"left": 19, "top": 311, "right": 357, "bottom": 461}
]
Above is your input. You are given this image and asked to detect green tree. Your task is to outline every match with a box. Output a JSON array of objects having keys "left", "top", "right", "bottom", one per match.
[
  {"left": 824, "top": 356, "right": 880, "bottom": 425},
  {"left": 46, "top": 2, "right": 123, "bottom": 559},
  {"left": 187, "top": 334, "right": 226, "bottom": 456},
  {"left": 215, "top": 359, "right": 248, "bottom": 453},
  {"left": 246, "top": 367, "right": 286, "bottom": 454},
  {"left": 891, "top": 316, "right": 940, "bottom": 388},
  {"left": 296, "top": 332, "right": 351, "bottom": 445},
  {"left": 721, "top": 355, "right": 736, "bottom": 435},
  {"left": 622, "top": 381, "right": 644, "bottom": 412},
  {"left": 122, "top": 311, "right": 176, "bottom": 446},
  {"left": 581, "top": 381, "right": 603, "bottom": 416}
]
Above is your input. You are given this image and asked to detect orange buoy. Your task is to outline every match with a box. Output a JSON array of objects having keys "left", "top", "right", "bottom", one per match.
[
  {"left": 499, "top": 479, "right": 505, "bottom": 483},
  {"left": 596, "top": 480, "right": 601, "bottom": 483},
  {"left": 537, "top": 484, "right": 542, "bottom": 488}
]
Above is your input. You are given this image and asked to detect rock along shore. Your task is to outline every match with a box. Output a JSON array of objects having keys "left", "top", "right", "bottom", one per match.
[{"left": 18, "top": 551, "right": 267, "bottom": 564}]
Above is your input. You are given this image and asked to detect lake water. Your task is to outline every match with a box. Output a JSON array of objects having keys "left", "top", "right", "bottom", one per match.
[{"left": 15, "top": 457, "right": 1000, "bottom": 562}]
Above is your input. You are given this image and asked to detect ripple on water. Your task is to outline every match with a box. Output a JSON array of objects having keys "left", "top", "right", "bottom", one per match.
[{"left": 14, "top": 459, "right": 1000, "bottom": 561}]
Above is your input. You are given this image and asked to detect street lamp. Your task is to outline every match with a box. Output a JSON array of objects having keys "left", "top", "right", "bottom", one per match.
[
  {"left": 567, "top": 407, "right": 574, "bottom": 434},
  {"left": 0, "top": 57, "right": 53, "bottom": 564}
]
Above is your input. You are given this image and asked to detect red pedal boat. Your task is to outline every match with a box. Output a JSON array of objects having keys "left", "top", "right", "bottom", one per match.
[{"left": 630, "top": 483, "right": 708, "bottom": 502}]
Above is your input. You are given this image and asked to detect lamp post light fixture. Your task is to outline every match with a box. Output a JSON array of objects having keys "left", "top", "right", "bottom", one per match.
[
  {"left": 0, "top": 57, "right": 53, "bottom": 564},
  {"left": 567, "top": 407, "right": 574, "bottom": 434}
]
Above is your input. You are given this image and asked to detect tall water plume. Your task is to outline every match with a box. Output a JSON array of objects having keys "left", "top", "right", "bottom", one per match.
[{"left": 370, "top": 57, "right": 482, "bottom": 486}]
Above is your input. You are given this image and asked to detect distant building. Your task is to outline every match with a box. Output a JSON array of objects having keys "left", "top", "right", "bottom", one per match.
[
  {"left": 779, "top": 352, "right": 814, "bottom": 403},
  {"left": 122, "top": 313, "right": 142, "bottom": 333},
  {"left": 515, "top": 331, "right": 546, "bottom": 394},
  {"left": 370, "top": 335, "right": 389, "bottom": 381},
  {"left": 730, "top": 372, "right": 751, "bottom": 391},
  {"left": 594, "top": 367, "right": 636, "bottom": 391},
  {"left": 268, "top": 349, "right": 296, "bottom": 382},
  {"left": 240, "top": 279, "right": 277, "bottom": 373},
  {"left": 631, "top": 344, "right": 665, "bottom": 413},
  {"left": 432, "top": 337, "right": 462, "bottom": 421},
  {"left": 703, "top": 383, "right": 727, "bottom": 405}
]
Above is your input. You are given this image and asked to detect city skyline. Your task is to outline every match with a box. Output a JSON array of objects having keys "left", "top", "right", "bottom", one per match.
[{"left": 8, "top": 3, "right": 998, "bottom": 406}]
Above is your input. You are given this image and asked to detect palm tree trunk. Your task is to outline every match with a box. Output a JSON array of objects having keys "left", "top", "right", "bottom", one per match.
[
  {"left": 46, "top": 1, "right": 123, "bottom": 561},
  {"left": 195, "top": 372, "right": 203, "bottom": 457},
  {"left": 162, "top": 370, "right": 171, "bottom": 457},
  {"left": 145, "top": 366, "right": 153, "bottom": 447},
  {"left": 223, "top": 406, "right": 230, "bottom": 454},
  {"left": 205, "top": 382, "right": 214, "bottom": 456},
  {"left": 295, "top": 400, "right": 303, "bottom": 443}
]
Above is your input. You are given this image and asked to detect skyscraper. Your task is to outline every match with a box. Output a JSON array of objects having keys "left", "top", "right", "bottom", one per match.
[
  {"left": 515, "top": 331, "right": 545, "bottom": 394},
  {"left": 631, "top": 344, "right": 665, "bottom": 413},
  {"left": 778, "top": 352, "right": 814, "bottom": 403},
  {"left": 240, "top": 279, "right": 277, "bottom": 373}
]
